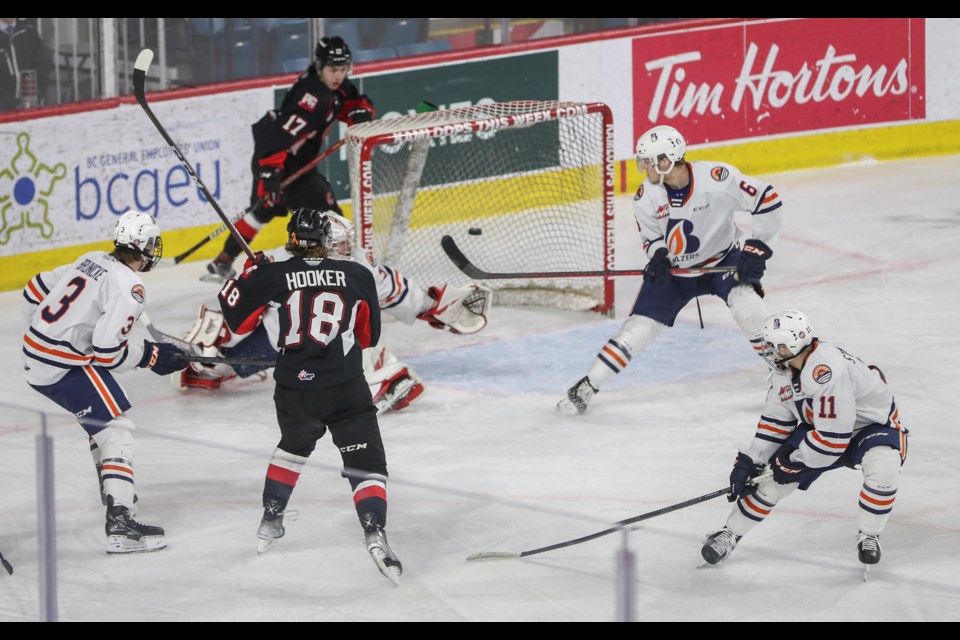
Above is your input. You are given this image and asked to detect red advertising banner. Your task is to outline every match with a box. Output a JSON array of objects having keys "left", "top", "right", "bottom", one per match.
[{"left": 632, "top": 18, "right": 925, "bottom": 145}]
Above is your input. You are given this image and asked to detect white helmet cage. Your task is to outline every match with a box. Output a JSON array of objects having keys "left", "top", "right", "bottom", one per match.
[
  {"left": 114, "top": 210, "right": 162, "bottom": 271},
  {"left": 326, "top": 213, "right": 355, "bottom": 259},
  {"left": 635, "top": 125, "right": 687, "bottom": 179},
  {"left": 761, "top": 309, "right": 815, "bottom": 369}
]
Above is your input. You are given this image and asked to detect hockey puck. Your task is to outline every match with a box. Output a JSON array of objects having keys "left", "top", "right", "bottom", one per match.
[{"left": 468, "top": 228, "right": 482, "bottom": 235}]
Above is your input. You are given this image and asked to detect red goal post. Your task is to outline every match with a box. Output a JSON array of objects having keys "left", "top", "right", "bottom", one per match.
[{"left": 346, "top": 100, "right": 615, "bottom": 314}]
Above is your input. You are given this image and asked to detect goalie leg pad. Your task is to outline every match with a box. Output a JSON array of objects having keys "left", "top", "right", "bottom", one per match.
[
  {"left": 417, "top": 284, "right": 493, "bottom": 335},
  {"left": 369, "top": 362, "right": 425, "bottom": 414}
]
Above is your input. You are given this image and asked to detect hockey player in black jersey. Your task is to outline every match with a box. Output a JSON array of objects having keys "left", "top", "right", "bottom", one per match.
[
  {"left": 218, "top": 207, "right": 401, "bottom": 584},
  {"left": 203, "top": 35, "right": 374, "bottom": 283}
]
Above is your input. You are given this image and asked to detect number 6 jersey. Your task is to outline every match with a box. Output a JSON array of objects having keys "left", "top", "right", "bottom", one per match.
[
  {"left": 633, "top": 160, "right": 783, "bottom": 272},
  {"left": 218, "top": 255, "right": 381, "bottom": 389}
]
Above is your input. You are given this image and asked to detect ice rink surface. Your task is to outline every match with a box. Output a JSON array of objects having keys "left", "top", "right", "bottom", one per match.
[{"left": 1, "top": 155, "right": 958, "bottom": 621}]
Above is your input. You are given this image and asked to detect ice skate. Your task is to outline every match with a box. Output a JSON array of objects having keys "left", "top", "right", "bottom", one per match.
[
  {"left": 256, "top": 498, "right": 289, "bottom": 553},
  {"left": 556, "top": 376, "right": 598, "bottom": 415},
  {"left": 700, "top": 527, "right": 740, "bottom": 565},
  {"left": 200, "top": 253, "right": 236, "bottom": 283},
  {"left": 105, "top": 496, "right": 165, "bottom": 554},
  {"left": 365, "top": 525, "right": 402, "bottom": 585},
  {"left": 857, "top": 531, "right": 881, "bottom": 565}
]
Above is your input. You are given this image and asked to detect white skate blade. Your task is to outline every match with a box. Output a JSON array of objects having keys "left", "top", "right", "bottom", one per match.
[
  {"left": 369, "top": 548, "right": 401, "bottom": 585},
  {"left": 106, "top": 534, "right": 166, "bottom": 554},
  {"left": 556, "top": 398, "right": 582, "bottom": 416},
  {"left": 257, "top": 537, "right": 280, "bottom": 554}
]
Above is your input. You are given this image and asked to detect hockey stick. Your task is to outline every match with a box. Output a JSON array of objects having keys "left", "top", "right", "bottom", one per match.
[
  {"left": 177, "top": 353, "right": 276, "bottom": 367},
  {"left": 170, "top": 137, "right": 347, "bottom": 265},
  {"left": 0, "top": 550, "right": 12, "bottom": 575},
  {"left": 139, "top": 312, "right": 277, "bottom": 367},
  {"left": 133, "top": 49, "right": 253, "bottom": 261},
  {"left": 138, "top": 310, "right": 195, "bottom": 351},
  {"left": 466, "top": 486, "right": 730, "bottom": 561},
  {"left": 441, "top": 235, "right": 738, "bottom": 280}
]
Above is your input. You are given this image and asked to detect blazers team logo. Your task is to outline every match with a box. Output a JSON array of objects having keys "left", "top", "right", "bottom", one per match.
[{"left": 812, "top": 364, "right": 833, "bottom": 384}]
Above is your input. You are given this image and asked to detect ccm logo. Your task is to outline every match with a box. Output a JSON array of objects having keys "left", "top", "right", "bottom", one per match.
[
  {"left": 743, "top": 245, "right": 766, "bottom": 257},
  {"left": 339, "top": 443, "right": 368, "bottom": 452}
]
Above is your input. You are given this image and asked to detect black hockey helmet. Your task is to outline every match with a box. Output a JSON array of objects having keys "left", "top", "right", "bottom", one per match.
[
  {"left": 287, "top": 207, "right": 332, "bottom": 249},
  {"left": 315, "top": 36, "right": 351, "bottom": 68}
]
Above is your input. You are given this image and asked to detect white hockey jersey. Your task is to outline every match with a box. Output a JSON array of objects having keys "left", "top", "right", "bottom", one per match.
[
  {"left": 22, "top": 251, "right": 148, "bottom": 386},
  {"left": 747, "top": 341, "right": 906, "bottom": 469},
  {"left": 633, "top": 161, "right": 783, "bottom": 274}
]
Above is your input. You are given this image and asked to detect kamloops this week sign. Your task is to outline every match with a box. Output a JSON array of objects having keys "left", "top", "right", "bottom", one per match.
[{"left": 632, "top": 18, "right": 925, "bottom": 145}]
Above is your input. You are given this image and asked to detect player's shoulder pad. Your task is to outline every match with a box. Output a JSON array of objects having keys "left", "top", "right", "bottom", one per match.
[
  {"left": 130, "top": 283, "right": 146, "bottom": 305},
  {"left": 802, "top": 343, "right": 844, "bottom": 386},
  {"left": 709, "top": 164, "right": 732, "bottom": 182},
  {"left": 291, "top": 75, "right": 331, "bottom": 113}
]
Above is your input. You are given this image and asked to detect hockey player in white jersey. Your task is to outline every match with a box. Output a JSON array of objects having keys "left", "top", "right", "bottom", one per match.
[
  {"left": 558, "top": 125, "right": 782, "bottom": 415},
  {"left": 175, "top": 212, "right": 492, "bottom": 414},
  {"left": 701, "top": 309, "right": 908, "bottom": 567},
  {"left": 21, "top": 211, "right": 189, "bottom": 554}
]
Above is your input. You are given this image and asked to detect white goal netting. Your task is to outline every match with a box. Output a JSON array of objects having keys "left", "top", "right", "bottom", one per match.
[{"left": 346, "top": 100, "right": 615, "bottom": 313}]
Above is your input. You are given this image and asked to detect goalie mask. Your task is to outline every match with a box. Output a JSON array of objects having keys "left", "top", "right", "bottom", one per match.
[
  {"left": 326, "top": 213, "right": 355, "bottom": 259},
  {"left": 114, "top": 210, "right": 162, "bottom": 272},
  {"left": 760, "top": 309, "right": 815, "bottom": 370},
  {"left": 635, "top": 125, "right": 686, "bottom": 183}
]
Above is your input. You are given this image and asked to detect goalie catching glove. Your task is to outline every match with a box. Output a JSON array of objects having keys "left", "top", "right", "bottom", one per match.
[{"left": 417, "top": 284, "right": 493, "bottom": 335}]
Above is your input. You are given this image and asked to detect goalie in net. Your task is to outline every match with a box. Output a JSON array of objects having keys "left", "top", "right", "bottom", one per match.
[{"left": 173, "top": 213, "right": 492, "bottom": 414}]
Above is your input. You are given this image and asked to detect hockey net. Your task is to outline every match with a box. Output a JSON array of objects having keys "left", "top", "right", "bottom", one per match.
[{"left": 346, "top": 101, "right": 615, "bottom": 313}]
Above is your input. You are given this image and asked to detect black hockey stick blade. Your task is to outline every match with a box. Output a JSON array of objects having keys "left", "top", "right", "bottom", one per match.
[
  {"left": 441, "top": 235, "right": 736, "bottom": 280},
  {"left": 0, "top": 550, "right": 12, "bottom": 575},
  {"left": 133, "top": 49, "right": 254, "bottom": 260},
  {"left": 466, "top": 486, "right": 730, "bottom": 561},
  {"left": 177, "top": 353, "right": 276, "bottom": 367}
]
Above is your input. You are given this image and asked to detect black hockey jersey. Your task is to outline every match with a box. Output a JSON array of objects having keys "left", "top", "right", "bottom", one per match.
[
  {"left": 218, "top": 256, "right": 380, "bottom": 389},
  {"left": 251, "top": 69, "right": 373, "bottom": 166}
]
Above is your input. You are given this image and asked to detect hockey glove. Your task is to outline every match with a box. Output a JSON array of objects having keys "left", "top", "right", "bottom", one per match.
[
  {"left": 643, "top": 248, "right": 672, "bottom": 285},
  {"left": 728, "top": 452, "right": 765, "bottom": 502},
  {"left": 138, "top": 340, "right": 189, "bottom": 376},
  {"left": 256, "top": 166, "right": 284, "bottom": 206},
  {"left": 241, "top": 251, "right": 271, "bottom": 277},
  {"left": 771, "top": 446, "right": 817, "bottom": 486},
  {"left": 347, "top": 108, "right": 373, "bottom": 125},
  {"left": 736, "top": 239, "right": 773, "bottom": 284}
]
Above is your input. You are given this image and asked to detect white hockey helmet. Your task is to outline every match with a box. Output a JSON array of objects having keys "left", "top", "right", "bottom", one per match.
[
  {"left": 326, "top": 212, "right": 355, "bottom": 259},
  {"left": 114, "top": 210, "right": 162, "bottom": 272},
  {"left": 761, "top": 309, "right": 815, "bottom": 370},
  {"left": 635, "top": 125, "right": 686, "bottom": 181}
]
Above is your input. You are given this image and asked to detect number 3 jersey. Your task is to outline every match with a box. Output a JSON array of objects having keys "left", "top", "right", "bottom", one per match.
[
  {"left": 748, "top": 341, "right": 906, "bottom": 470},
  {"left": 21, "top": 251, "right": 148, "bottom": 387},
  {"left": 218, "top": 256, "right": 381, "bottom": 389},
  {"left": 633, "top": 160, "right": 783, "bottom": 273}
]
